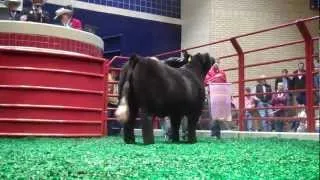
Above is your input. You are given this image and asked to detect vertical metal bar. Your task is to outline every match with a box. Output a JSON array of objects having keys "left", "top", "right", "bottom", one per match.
[
  {"left": 103, "top": 61, "right": 109, "bottom": 136},
  {"left": 296, "top": 21, "right": 315, "bottom": 132},
  {"left": 230, "top": 38, "right": 245, "bottom": 131}
]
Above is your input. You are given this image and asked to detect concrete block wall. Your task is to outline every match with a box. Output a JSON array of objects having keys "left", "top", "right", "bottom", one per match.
[{"left": 182, "top": 0, "right": 318, "bottom": 96}]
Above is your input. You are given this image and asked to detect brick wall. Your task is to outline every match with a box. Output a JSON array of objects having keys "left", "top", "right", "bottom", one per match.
[{"left": 182, "top": 0, "right": 318, "bottom": 95}]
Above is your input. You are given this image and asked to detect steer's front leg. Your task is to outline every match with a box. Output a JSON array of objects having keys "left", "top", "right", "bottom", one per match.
[
  {"left": 141, "top": 113, "right": 155, "bottom": 145},
  {"left": 187, "top": 114, "right": 199, "bottom": 144},
  {"left": 170, "top": 114, "right": 181, "bottom": 142}
]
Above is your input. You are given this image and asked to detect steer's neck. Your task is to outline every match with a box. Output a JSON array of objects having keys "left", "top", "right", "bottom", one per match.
[{"left": 185, "top": 61, "right": 205, "bottom": 81}]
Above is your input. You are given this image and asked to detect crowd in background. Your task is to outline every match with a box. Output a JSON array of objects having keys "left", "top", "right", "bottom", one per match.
[
  {"left": 243, "top": 57, "right": 320, "bottom": 133},
  {"left": 2, "top": 0, "right": 82, "bottom": 30}
]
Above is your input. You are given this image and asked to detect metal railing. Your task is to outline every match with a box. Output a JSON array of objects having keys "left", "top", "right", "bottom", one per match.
[{"left": 105, "top": 16, "right": 319, "bottom": 132}]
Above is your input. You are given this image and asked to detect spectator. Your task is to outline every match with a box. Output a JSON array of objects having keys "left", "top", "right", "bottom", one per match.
[
  {"left": 255, "top": 75, "right": 273, "bottom": 131},
  {"left": 245, "top": 87, "right": 259, "bottom": 131},
  {"left": 3, "top": 0, "right": 22, "bottom": 20},
  {"left": 22, "top": 0, "right": 50, "bottom": 23},
  {"left": 271, "top": 83, "right": 288, "bottom": 132},
  {"left": 54, "top": 5, "right": 83, "bottom": 30},
  {"left": 275, "top": 69, "right": 292, "bottom": 92},
  {"left": 293, "top": 62, "right": 306, "bottom": 105},
  {"left": 204, "top": 61, "right": 227, "bottom": 138},
  {"left": 275, "top": 69, "right": 293, "bottom": 131}
]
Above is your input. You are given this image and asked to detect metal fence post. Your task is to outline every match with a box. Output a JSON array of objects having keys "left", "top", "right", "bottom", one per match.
[
  {"left": 296, "top": 21, "right": 315, "bottom": 132},
  {"left": 230, "top": 38, "right": 245, "bottom": 131}
]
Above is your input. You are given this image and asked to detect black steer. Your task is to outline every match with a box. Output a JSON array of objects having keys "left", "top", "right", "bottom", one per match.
[{"left": 115, "top": 53, "right": 214, "bottom": 144}]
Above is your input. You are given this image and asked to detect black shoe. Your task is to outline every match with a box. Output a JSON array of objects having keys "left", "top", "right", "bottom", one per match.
[{"left": 211, "top": 121, "right": 221, "bottom": 139}]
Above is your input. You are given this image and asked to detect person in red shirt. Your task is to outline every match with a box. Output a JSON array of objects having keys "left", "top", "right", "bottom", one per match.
[
  {"left": 204, "top": 61, "right": 228, "bottom": 138},
  {"left": 54, "top": 5, "right": 82, "bottom": 30},
  {"left": 204, "top": 62, "right": 227, "bottom": 85}
]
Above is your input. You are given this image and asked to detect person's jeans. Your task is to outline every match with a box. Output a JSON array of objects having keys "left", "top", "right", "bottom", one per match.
[
  {"left": 314, "top": 74, "right": 320, "bottom": 105},
  {"left": 291, "top": 121, "right": 300, "bottom": 132},
  {"left": 274, "top": 111, "right": 285, "bottom": 132},
  {"left": 296, "top": 92, "right": 306, "bottom": 105},
  {"left": 159, "top": 117, "right": 171, "bottom": 139},
  {"left": 107, "top": 103, "right": 122, "bottom": 136},
  {"left": 257, "top": 101, "right": 273, "bottom": 131},
  {"left": 245, "top": 111, "right": 253, "bottom": 131},
  {"left": 159, "top": 117, "right": 188, "bottom": 140}
]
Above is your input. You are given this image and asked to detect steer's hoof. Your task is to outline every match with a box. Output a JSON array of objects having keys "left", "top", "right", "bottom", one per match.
[
  {"left": 143, "top": 140, "right": 155, "bottom": 145},
  {"left": 124, "top": 138, "right": 136, "bottom": 144},
  {"left": 187, "top": 138, "right": 197, "bottom": 144}
]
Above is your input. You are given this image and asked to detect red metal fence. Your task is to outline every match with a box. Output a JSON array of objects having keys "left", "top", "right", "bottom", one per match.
[
  {"left": 0, "top": 47, "right": 106, "bottom": 136},
  {"left": 106, "top": 16, "right": 319, "bottom": 132}
]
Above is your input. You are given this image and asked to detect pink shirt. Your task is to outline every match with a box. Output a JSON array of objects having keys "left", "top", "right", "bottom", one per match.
[{"left": 245, "top": 96, "right": 257, "bottom": 109}]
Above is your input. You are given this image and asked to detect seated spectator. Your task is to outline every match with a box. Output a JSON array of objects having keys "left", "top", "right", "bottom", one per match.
[
  {"left": 54, "top": 5, "right": 83, "bottom": 30},
  {"left": 3, "top": 0, "right": 22, "bottom": 20},
  {"left": 271, "top": 83, "right": 288, "bottom": 132},
  {"left": 22, "top": 0, "right": 50, "bottom": 23},
  {"left": 245, "top": 87, "right": 260, "bottom": 131},
  {"left": 254, "top": 75, "right": 273, "bottom": 131}
]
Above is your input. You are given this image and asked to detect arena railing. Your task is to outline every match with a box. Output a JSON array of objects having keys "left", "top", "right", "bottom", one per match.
[{"left": 105, "top": 16, "right": 319, "bottom": 132}]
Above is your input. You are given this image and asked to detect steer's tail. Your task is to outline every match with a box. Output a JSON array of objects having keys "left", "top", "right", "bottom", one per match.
[{"left": 115, "top": 55, "right": 140, "bottom": 123}]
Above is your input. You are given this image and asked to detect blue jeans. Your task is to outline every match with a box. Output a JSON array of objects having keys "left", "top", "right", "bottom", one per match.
[
  {"left": 314, "top": 74, "right": 320, "bottom": 104},
  {"left": 257, "top": 101, "right": 273, "bottom": 131},
  {"left": 245, "top": 111, "right": 253, "bottom": 131},
  {"left": 314, "top": 74, "right": 320, "bottom": 89}
]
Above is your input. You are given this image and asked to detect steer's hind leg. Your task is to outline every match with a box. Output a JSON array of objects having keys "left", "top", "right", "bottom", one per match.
[
  {"left": 123, "top": 108, "right": 138, "bottom": 144},
  {"left": 187, "top": 115, "right": 199, "bottom": 143},
  {"left": 169, "top": 115, "right": 181, "bottom": 142}
]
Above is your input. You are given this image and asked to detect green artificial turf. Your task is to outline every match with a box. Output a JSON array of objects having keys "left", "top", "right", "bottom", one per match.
[{"left": 0, "top": 136, "right": 319, "bottom": 179}]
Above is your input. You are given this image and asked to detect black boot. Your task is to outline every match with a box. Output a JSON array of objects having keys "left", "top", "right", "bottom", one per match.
[{"left": 211, "top": 120, "right": 221, "bottom": 139}]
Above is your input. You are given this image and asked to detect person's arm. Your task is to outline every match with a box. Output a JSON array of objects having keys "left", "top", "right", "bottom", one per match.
[
  {"left": 43, "top": 11, "right": 50, "bottom": 23},
  {"left": 164, "top": 57, "right": 185, "bottom": 68},
  {"left": 284, "top": 93, "right": 289, "bottom": 105},
  {"left": 275, "top": 78, "right": 279, "bottom": 91},
  {"left": 266, "top": 85, "right": 273, "bottom": 102},
  {"left": 271, "top": 94, "right": 276, "bottom": 106},
  {"left": 204, "top": 67, "right": 214, "bottom": 86},
  {"left": 221, "top": 70, "right": 227, "bottom": 83},
  {"left": 75, "top": 19, "right": 83, "bottom": 30}
]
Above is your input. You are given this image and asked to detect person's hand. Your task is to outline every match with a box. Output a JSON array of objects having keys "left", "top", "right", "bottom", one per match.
[{"left": 20, "top": 15, "right": 27, "bottom": 21}]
